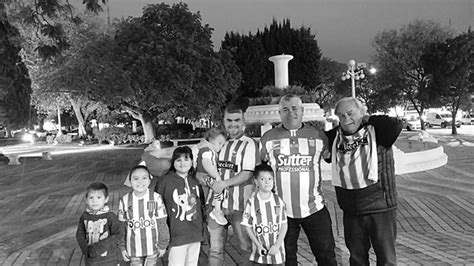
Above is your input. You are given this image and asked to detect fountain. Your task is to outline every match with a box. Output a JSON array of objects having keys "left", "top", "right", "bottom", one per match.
[{"left": 244, "top": 54, "right": 325, "bottom": 135}]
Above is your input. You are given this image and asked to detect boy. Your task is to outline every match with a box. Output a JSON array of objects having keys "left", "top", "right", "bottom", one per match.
[
  {"left": 193, "top": 127, "right": 227, "bottom": 225},
  {"left": 241, "top": 164, "right": 288, "bottom": 265},
  {"left": 76, "top": 182, "right": 123, "bottom": 265}
]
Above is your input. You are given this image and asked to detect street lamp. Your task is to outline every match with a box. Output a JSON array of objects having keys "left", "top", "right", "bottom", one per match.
[{"left": 341, "top": 59, "right": 365, "bottom": 98}]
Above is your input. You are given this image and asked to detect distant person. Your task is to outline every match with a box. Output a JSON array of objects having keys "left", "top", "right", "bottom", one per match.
[
  {"left": 325, "top": 97, "right": 403, "bottom": 265},
  {"left": 259, "top": 94, "right": 337, "bottom": 265},
  {"left": 76, "top": 182, "right": 123, "bottom": 265},
  {"left": 241, "top": 163, "right": 288, "bottom": 265},
  {"left": 155, "top": 146, "right": 205, "bottom": 266},
  {"left": 192, "top": 127, "right": 228, "bottom": 226},
  {"left": 119, "top": 165, "right": 169, "bottom": 265}
]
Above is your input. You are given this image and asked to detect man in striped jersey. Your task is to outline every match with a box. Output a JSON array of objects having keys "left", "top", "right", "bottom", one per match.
[
  {"left": 325, "top": 97, "right": 402, "bottom": 265},
  {"left": 207, "top": 105, "right": 258, "bottom": 266},
  {"left": 260, "top": 95, "right": 337, "bottom": 266}
]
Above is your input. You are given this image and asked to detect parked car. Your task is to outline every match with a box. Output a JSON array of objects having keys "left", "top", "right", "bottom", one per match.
[
  {"left": 402, "top": 117, "right": 422, "bottom": 131},
  {"left": 425, "top": 112, "right": 461, "bottom": 128},
  {"left": 460, "top": 113, "right": 473, "bottom": 125}
]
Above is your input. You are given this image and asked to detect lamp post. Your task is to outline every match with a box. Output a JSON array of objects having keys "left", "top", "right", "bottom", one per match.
[{"left": 341, "top": 59, "right": 365, "bottom": 98}]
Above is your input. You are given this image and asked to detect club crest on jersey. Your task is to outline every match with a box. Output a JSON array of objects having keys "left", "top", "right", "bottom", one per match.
[
  {"left": 277, "top": 153, "right": 313, "bottom": 172},
  {"left": 309, "top": 139, "right": 315, "bottom": 147},
  {"left": 218, "top": 161, "right": 238, "bottom": 172}
]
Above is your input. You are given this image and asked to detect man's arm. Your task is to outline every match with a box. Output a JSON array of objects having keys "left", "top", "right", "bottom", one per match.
[{"left": 212, "top": 170, "right": 253, "bottom": 193}]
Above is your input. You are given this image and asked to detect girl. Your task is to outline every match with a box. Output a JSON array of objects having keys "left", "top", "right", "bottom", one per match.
[
  {"left": 118, "top": 165, "right": 170, "bottom": 266},
  {"left": 155, "top": 146, "right": 204, "bottom": 266}
]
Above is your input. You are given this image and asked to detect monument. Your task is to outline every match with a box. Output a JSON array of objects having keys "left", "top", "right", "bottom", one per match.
[{"left": 244, "top": 54, "right": 325, "bottom": 135}]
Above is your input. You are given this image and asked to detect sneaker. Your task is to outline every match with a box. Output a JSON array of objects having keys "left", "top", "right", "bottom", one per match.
[{"left": 210, "top": 209, "right": 228, "bottom": 225}]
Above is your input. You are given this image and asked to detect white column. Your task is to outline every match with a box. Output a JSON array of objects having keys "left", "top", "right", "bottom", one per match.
[{"left": 269, "top": 54, "right": 294, "bottom": 89}]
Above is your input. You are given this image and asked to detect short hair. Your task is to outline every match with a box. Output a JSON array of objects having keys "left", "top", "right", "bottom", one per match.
[
  {"left": 253, "top": 163, "right": 274, "bottom": 179},
  {"left": 204, "top": 127, "right": 226, "bottom": 142},
  {"left": 86, "top": 182, "right": 109, "bottom": 198},
  {"left": 128, "top": 165, "right": 152, "bottom": 181},
  {"left": 224, "top": 104, "right": 244, "bottom": 115},
  {"left": 334, "top": 97, "right": 367, "bottom": 115},
  {"left": 279, "top": 94, "right": 303, "bottom": 108}
]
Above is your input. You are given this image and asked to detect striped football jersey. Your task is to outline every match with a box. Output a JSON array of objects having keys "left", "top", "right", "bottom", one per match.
[
  {"left": 260, "top": 124, "right": 329, "bottom": 218},
  {"left": 118, "top": 189, "right": 167, "bottom": 257},
  {"left": 241, "top": 193, "right": 287, "bottom": 264},
  {"left": 218, "top": 135, "right": 258, "bottom": 212}
]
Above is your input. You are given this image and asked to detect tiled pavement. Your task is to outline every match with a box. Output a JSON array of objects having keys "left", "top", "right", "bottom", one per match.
[{"left": 0, "top": 134, "right": 473, "bottom": 265}]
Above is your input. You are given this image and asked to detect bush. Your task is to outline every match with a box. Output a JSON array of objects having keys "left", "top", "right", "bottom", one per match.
[{"left": 95, "top": 127, "right": 145, "bottom": 145}]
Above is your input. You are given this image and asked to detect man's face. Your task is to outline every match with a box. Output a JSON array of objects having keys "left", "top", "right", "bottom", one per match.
[
  {"left": 224, "top": 111, "right": 244, "bottom": 139},
  {"left": 279, "top": 98, "right": 304, "bottom": 130},
  {"left": 336, "top": 101, "right": 364, "bottom": 134}
]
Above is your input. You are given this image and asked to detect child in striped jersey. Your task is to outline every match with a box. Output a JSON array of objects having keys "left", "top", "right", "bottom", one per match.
[
  {"left": 242, "top": 164, "right": 288, "bottom": 265},
  {"left": 118, "top": 165, "right": 169, "bottom": 266},
  {"left": 192, "top": 127, "right": 228, "bottom": 226}
]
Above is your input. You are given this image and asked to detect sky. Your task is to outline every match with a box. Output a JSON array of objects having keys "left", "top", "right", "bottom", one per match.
[{"left": 103, "top": 0, "right": 472, "bottom": 64}]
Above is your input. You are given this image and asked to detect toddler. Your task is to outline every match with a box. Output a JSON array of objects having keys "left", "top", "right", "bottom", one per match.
[{"left": 192, "top": 127, "right": 227, "bottom": 225}]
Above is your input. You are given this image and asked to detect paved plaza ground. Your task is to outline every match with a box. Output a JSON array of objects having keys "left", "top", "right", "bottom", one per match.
[{"left": 0, "top": 132, "right": 473, "bottom": 265}]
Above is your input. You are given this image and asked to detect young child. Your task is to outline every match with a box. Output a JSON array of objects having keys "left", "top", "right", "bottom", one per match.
[
  {"left": 192, "top": 127, "right": 227, "bottom": 225},
  {"left": 118, "top": 165, "right": 170, "bottom": 265},
  {"left": 241, "top": 164, "right": 288, "bottom": 265},
  {"left": 155, "top": 146, "right": 204, "bottom": 266},
  {"left": 76, "top": 182, "right": 123, "bottom": 266}
]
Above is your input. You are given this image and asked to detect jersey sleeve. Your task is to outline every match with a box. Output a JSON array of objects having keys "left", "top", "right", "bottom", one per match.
[
  {"left": 242, "top": 138, "right": 258, "bottom": 171},
  {"left": 154, "top": 192, "right": 168, "bottom": 219},
  {"left": 241, "top": 199, "right": 253, "bottom": 227}
]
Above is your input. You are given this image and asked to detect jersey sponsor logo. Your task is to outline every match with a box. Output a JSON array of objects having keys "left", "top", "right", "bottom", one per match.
[
  {"left": 255, "top": 222, "right": 280, "bottom": 235},
  {"left": 276, "top": 153, "right": 313, "bottom": 172},
  {"left": 338, "top": 136, "right": 368, "bottom": 153},
  {"left": 218, "top": 161, "right": 238, "bottom": 172},
  {"left": 128, "top": 217, "right": 156, "bottom": 230}
]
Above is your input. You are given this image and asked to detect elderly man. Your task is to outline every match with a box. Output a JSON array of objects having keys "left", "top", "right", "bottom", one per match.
[
  {"left": 325, "top": 97, "right": 402, "bottom": 266},
  {"left": 259, "top": 94, "right": 337, "bottom": 266},
  {"left": 208, "top": 104, "right": 258, "bottom": 266}
]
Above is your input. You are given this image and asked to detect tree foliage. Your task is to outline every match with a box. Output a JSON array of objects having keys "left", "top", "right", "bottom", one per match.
[
  {"left": 422, "top": 30, "right": 474, "bottom": 134},
  {"left": 372, "top": 19, "right": 453, "bottom": 127},
  {"left": 76, "top": 3, "right": 240, "bottom": 142},
  {"left": 0, "top": 5, "right": 32, "bottom": 129},
  {"left": 222, "top": 19, "right": 322, "bottom": 101}
]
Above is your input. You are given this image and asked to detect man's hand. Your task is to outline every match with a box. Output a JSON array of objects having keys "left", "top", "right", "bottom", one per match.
[
  {"left": 121, "top": 250, "right": 130, "bottom": 262},
  {"left": 212, "top": 180, "right": 227, "bottom": 194},
  {"left": 157, "top": 248, "right": 166, "bottom": 258},
  {"left": 322, "top": 149, "right": 331, "bottom": 160}
]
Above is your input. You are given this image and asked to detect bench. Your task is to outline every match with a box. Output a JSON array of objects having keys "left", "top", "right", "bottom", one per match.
[{"left": 1, "top": 147, "right": 52, "bottom": 165}]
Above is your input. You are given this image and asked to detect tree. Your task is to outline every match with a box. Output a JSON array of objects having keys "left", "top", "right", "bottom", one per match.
[
  {"left": 0, "top": 4, "right": 32, "bottom": 130},
  {"left": 315, "top": 58, "right": 347, "bottom": 110},
  {"left": 372, "top": 19, "right": 453, "bottom": 128},
  {"left": 422, "top": 30, "right": 474, "bottom": 134},
  {"left": 222, "top": 19, "right": 322, "bottom": 101},
  {"left": 78, "top": 3, "right": 240, "bottom": 142}
]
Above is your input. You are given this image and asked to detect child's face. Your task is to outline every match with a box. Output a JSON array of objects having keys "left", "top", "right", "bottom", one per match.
[
  {"left": 210, "top": 134, "right": 226, "bottom": 152},
  {"left": 255, "top": 171, "right": 274, "bottom": 193},
  {"left": 174, "top": 154, "right": 193, "bottom": 176},
  {"left": 86, "top": 190, "right": 108, "bottom": 211},
  {"left": 130, "top": 168, "right": 151, "bottom": 194}
]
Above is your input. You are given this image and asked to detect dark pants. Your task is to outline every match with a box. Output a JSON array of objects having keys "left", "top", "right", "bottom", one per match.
[
  {"left": 284, "top": 207, "right": 337, "bottom": 266},
  {"left": 343, "top": 209, "right": 397, "bottom": 266}
]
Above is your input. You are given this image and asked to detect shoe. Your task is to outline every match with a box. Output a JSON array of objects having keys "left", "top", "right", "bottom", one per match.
[{"left": 210, "top": 209, "right": 228, "bottom": 225}]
